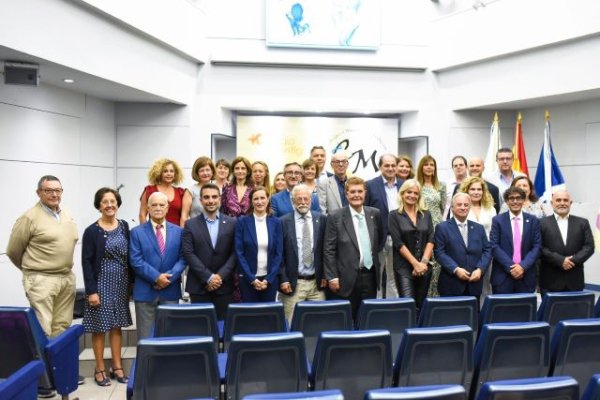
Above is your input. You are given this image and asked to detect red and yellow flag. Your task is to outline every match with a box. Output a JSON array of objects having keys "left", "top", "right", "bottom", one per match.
[{"left": 512, "top": 112, "right": 529, "bottom": 176}]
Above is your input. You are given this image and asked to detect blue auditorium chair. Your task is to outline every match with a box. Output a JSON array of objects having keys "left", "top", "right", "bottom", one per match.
[
  {"left": 153, "top": 303, "right": 219, "bottom": 343},
  {"left": 243, "top": 389, "right": 343, "bottom": 400},
  {"left": 221, "top": 302, "right": 287, "bottom": 351},
  {"left": 471, "top": 322, "right": 550, "bottom": 400},
  {"left": 365, "top": 385, "right": 467, "bottom": 400},
  {"left": 393, "top": 325, "right": 473, "bottom": 391},
  {"left": 549, "top": 318, "right": 600, "bottom": 394},
  {"left": 582, "top": 374, "right": 600, "bottom": 400},
  {"left": 479, "top": 293, "right": 537, "bottom": 330},
  {"left": 0, "top": 306, "right": 83, "bottom": 399},
  {"left": 356, "top": 298, "right": 416, "bottom": 361},
  {"left": 127, "top": 336, "right": 220, "bottom": 400},
  {"left": 418, "top": 296, "right": 478, "bottom": 335},
  {"left": 0, "top": 360, "right": 45, "bottom": 400},
  {"left": 311, "top": 330, "right": 392, "bottom": 400},
  {"left": 290, "top": 300, "right": 353, "bottom": 363},
  {"left": 223, "top": 332, "right": 308, "bottom": 400},
  {"left": 476, "top": 376, "right": 579, "bottom": 400},
  {"left": 595, "top": 296, "right": 600, "bottom": 318},
  {"left": 537, "top": 291, "right": 594, "bottom": 335}
]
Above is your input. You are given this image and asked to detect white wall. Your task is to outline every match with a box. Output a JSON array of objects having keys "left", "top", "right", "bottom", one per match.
[{"left": 0, "top": 81, "right": 115, "bottom": 306}]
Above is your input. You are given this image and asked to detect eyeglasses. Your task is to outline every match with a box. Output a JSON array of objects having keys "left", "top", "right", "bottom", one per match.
[
  {"left": 507, "top": 196, "right": 524, "bottom": 202},
  {"left": 497, "top": 157, "right": 513, "bottom": 162},
  {"left": 331, "top": 160, "right": 349, "bottom": 166},
  {"left": 41, "top": 188, "right": 63, "bottom": 195},
  {"left": 285, "top": 171, "right": 303, "bottom": 176}
]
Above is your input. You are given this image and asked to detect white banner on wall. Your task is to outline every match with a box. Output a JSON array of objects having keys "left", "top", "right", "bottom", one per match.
[{"left": 236, "top": 115, "right": 398, "bottom": 180}]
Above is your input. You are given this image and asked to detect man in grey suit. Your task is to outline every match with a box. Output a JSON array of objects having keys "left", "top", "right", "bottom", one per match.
[
  {"left": 182, "top": 183, "right": 237, "bottom": 320},
  {"left": 279, "top": 184, "right": 327, "bottom": 322},
  {"left": 317, "top": 151, "right": 349, "bottom": 215},
  {"left": 539, "top": 190, "right": 595, "bottom": 294},
  {"left": 324, "top": 176, "right": 383, "bottom": 317}
]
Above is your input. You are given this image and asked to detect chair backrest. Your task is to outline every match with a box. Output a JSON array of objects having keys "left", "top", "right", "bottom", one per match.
[
  {"left": 550, "top": 318, "right": 600, "bottom": 394},
  {"left": 222, "top": 302, "right": 287, "bottom": 351},
  {"left": 365, "top": 385, "right": 467, "bottom": 400},
  {"left": 290, "top": 300, "right": 353, "bottom": 363},
  {"left": 356, "top": 298, "right": 416, "bottom": 361},
  {"left": 393, "top": 325, "right": 473, "bottom": 392},
  {"left": 0, "top": 307, "right": 52, "bottom": 388},
  {"left": 476, "top": 376, "right": 579, "bottom": 400},
  {"left": 311, "top": 330, "right": 392, "bottom": 400},
  {"left": 154, "top": 303, "right": 219, "bottom": 344},
  {"left": 537, "top": 291, "right": 594, "bottom": 334},
  {"left": 243, "top": 389, "right": 343, "bottom": 400},
  {"left": 225, "top": 332, "right": 308, "bottom": 400},
  {"left": 418, "top": 297, "right": 478, "bottom": 334},
  {"left": 472, "top": 322, "right": 550, "bottom": 400},
  {"left": 595, "top": 297, "right": 600, "bottom": 318},
  {"left": 0, "top": 360, "right": 45, "bottom": 400},
  {"left": 132, "top": 336, "right": 220, "bottom": 400},
  {"left": 479, "top": 294, "right": 537, "bottom": 329},
  {"left": 582, "top": 374, "right": 600, "bottom": 400}
]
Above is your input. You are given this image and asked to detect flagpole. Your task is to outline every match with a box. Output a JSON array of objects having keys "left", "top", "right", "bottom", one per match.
[{"left": 543, "top": 110, "right": 552, "bottom": 203}]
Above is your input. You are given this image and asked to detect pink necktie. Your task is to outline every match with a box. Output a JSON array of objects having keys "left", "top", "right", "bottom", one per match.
[
  {"left": 512, "top": 217, "right": 521, "bottom": 264},
  {"left": 156, "top": 224, "right": 165, "bottom": 256}
]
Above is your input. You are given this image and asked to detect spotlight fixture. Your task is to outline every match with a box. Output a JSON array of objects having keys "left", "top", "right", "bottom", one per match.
[{"left": 63, "top": 78, "right": 75, "bottom": 83}]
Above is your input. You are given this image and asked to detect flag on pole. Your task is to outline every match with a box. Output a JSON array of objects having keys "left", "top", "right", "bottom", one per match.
[
  {"left": 483, "top": 112, "right": 501, "bottom": 182},
  {"left": 512, "top": 112, "right": 529, "bottom": 176},
  {"left": 534, "top": 110, "right": 566, "bottom": 203}
]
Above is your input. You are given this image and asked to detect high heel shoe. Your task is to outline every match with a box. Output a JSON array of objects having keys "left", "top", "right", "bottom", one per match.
[
  {"left": 94, "top": 370, "right": 111, "bottom": 387},
  {"left": 110, "top": 367, "right": 129, "bottom": 383}
]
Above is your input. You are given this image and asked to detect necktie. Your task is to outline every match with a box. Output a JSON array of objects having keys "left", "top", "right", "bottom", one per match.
[
  {"left": 356, "top": 214, "right": 373, "bottom": 269},
  {"left": 301, "top": 215, "right": 313, "bottom": 266},
  {"left": 512, "top": 217, "right": 521, "bottom": 264},
  {"left": 459, "top": 223, "right": 468, "bottom": 246},
  {"left": 156, "top": 224, "right": 166, "bottom": 256}
]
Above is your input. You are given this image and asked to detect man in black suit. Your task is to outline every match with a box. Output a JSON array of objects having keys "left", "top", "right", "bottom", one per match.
[
  {"left": 182, "top": 183, "right": 237, "bottom": 319},
  {"left": 324, "top": 176, "right": 383, "bottom": 317},
  {"left": 365, "top": 153, "right": 402, "bottom": 298},
  {"left": 279, "top": 184, "right": 327, "bottom": 322},
  {"left": 540, "top": 190, "right": 595, "bottom": 294}
]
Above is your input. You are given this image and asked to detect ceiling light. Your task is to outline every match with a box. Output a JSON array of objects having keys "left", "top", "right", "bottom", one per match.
[{"left": 63, "top": 78, "right": 75, "bottom": 83}]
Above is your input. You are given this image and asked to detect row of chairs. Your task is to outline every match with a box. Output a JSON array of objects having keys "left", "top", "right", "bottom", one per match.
[{"left": 128, "top": 317, "right": 600, "bottom": 400}]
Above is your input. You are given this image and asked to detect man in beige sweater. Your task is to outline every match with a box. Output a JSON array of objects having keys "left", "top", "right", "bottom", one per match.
[{"left": 7, "top": 175, "right": 79, "bottom": 338}]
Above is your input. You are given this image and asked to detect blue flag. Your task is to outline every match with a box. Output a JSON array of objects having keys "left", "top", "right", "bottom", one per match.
[{"left": 534, "top": 112, "right": 565, "bottom": 202}]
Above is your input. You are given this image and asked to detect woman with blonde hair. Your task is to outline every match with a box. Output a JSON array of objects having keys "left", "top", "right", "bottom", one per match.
[
  {"left": 272, "top": 171, "right": 287, "bottom": 193},
  {"left": 459, "top": 176, "right": 496, "bottom": 236},
  {"left": 252, "top": 161, "right": 271, "bottom": 195},
  {"left": 388, "top": 179, "right": 434, "bottom": 312},
  {"left": 416, "top": 155, "right": 446, "bottom": 297},
  {"left": 139, "top": 158, "right": 191, "bottom": 227},
  {"left": 397, "top": 155, "right": 415, "bottom": 180}
]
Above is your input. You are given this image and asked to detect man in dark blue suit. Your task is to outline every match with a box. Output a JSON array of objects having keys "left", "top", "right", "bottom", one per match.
[
  {"left": 365, "top": 153, "right": 402, "bottom": 298},
  {"left": 434, "top": 193, "right": 492, "bottom": 303},
  {"left": 129, "top": 192, "right": 187, "bottom": 339},
  {"left": 279, "top": 184, "right": 327, "bottom": 322},
  {"left": 490, "top": 187, "right": 541, "bottom": 294},
  {"left": 271, "top": 162, "right": 320, "bottom": 217},
  {"left": 182, "top": 183, "right": 237, "bottom": 320}
]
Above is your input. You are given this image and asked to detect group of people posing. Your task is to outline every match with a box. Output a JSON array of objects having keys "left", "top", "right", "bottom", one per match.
[{"left": 6, "top": 146, "right": 595, "bottom": 389}]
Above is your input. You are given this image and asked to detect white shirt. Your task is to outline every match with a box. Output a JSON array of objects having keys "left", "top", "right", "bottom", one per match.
[
  {"left": 150, "top": 219, "right": 167, "bottom": 242},
  {"left": 294, "top": 210, "right": 314, "bottom": 275},
  {"left": 383, "top": 176, "right": 399, "bottom": 213},
  {"left": 254, "top": 214, "right": 269, "bottom": 277},
  {"left": 554, "top": 213, "right": 569, "bottom": 246}
]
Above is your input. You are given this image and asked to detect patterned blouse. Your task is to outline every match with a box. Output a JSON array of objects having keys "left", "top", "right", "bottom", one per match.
[{"left": 220, "top": 184, "right": 253, "bottom": 217}]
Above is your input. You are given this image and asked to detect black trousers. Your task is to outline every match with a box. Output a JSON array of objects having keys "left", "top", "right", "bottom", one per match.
[
  {"left": 190, "top": 292, "right": 232, "bottom": 321},
  {"left": 395, "top": 269, "right": 432, "bottom": 313}
]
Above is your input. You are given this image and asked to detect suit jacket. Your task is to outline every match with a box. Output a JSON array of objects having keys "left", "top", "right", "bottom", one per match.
[
  {"left": 234, "top": 214, "right": 283, "bottom": 285},
  {"left": 489, "top": 212, "right": 541, "bottom": 291},
  {"left": 365, "top": 175, "right": 402, "bottom": 248},
  {"left": 539, "top": 214, "right": 595, "bottom": 291},
  {"left": 182, "top": 213, "right": 237, "bottom": 295},
  {"left": 129, "top": 221, "right": 187, "bottom": 302},
  {"left": 317, "top": 176, "right": 345, "bottom": 215},
  {"left": 323, "top": 206, "right": 383, "bottom": 298},
  {"left": 271, "top": 190, "right": 320, "bottom": 217},
  {"left": 434, "top": 219, "right": 492, "bottom": 296},
  {"left": 279, "top": 210, "right": 327, "bottom": 294}
]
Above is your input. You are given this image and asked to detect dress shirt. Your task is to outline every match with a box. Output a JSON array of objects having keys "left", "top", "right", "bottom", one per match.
[
  {"left": 349, "top": 207, "right": 368, "bottom": 267},
  {"left": 554, "top": 213, "right": 569, "bottom": 246},
  {"left": 254, "top": 214, "right": 269, "bottom": 277},
  {"left": 509, "top": 211, "right": 524, "bottom": 238},
  {"left": 295, "top": 210, "right": 314, "bottom": 276},
  {"left": 150, "top": 219, "right": 167, "bottom": 242},
  {"left": 204, "top": 212, "right": 220, "bottom": 248},
  {"left": 383, "top": 176, "right": 399, "bottom": 213},
  {"left": 41, "top": 202, "right": 61, "bottom": 221}
]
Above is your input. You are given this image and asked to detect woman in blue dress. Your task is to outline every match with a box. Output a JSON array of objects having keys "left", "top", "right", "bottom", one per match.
[{"left": 82, "top": 187, "right": 132, "bottom": 386}]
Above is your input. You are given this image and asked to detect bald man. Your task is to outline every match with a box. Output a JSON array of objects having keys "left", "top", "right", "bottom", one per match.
[
  {"left": 539, "top": 190, "right": 595, "bottom": 294},
  {"left": 467, "top": 157, "right": 500, "bottom": 213}
]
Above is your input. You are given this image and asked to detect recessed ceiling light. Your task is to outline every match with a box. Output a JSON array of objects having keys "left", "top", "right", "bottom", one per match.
[{"left": 63, "top": 78, "right": 75, "bottom": 83}]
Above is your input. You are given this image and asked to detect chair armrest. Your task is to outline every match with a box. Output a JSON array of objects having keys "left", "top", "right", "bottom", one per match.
[
  {"left": 45, "top": 324, "right": 84, "bottom": 396},
  {"left": 0, "top": 360, "right": 45, "bottom": 399}
]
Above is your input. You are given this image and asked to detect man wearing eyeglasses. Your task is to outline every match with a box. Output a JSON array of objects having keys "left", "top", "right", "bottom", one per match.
[
  {"left": 493, "top": 148, "right": 525, "bottom": 204},
  {"left": 317, "top": 151, "right": 350, "bottom": 215},
  {"left": 272, "top": 162, "right": 321, "bottom": 217},
  {"left": 7, "top": 175, "right": 79, "bottom": 338},
  {"left": 489, "top": 186, "right": 541, "bottom": 294}
]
